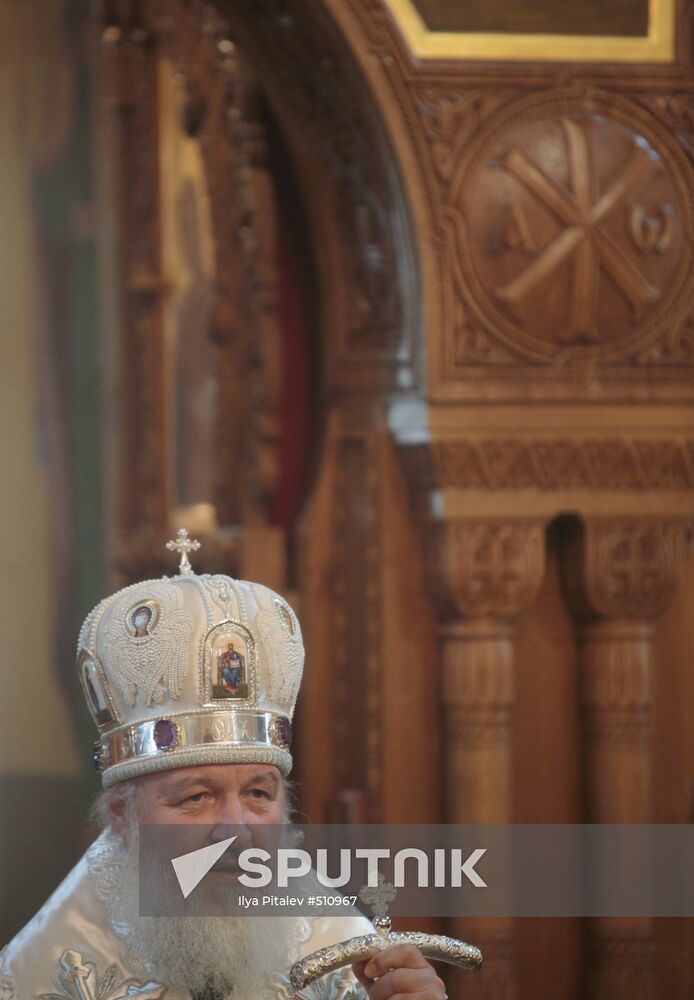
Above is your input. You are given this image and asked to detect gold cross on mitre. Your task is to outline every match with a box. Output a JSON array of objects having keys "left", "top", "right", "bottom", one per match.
[{"left": 166, "top": 528, "right": 201, "bottom": 576}]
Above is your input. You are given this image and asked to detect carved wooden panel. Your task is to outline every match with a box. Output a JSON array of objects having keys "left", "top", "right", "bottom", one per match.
[
  {"left": 102, "top": 0, "right": 312, "bottom": 582},
  {"left": 455, "top": 99, "right": 690, "bottom": 362},
  {"left": 298, "top": 422, "right": 440, "bottom": 825},
  {"left": 419, "top": 86, "right": 694, "bottom": 397},
  {"left": 330, "top": 0, "right": 694, "bottom": 401},
  {"left": 432, "top": 438, "right": 694, "bottom": 491},
  {"left": 215, "top": 0, "right": 420, "bottom": 392},
  {"left": 101, "top": 18, "right": 168, "bottom": 536}
]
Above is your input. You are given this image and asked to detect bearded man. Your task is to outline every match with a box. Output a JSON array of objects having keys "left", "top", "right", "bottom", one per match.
[{"left": 0, "top": 536, "right": 447, "bottom": 1000}]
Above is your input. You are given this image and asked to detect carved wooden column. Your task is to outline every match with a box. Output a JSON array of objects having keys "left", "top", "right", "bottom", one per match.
[
  {"left": 437, "top": 519, "right": 545, "bottom": 1000},
  {"left": 564, "top": 517, "right": 687, "bottom": 1000},
  {"left": 102, "top": 8, "right": 169, "bottom": 541}
]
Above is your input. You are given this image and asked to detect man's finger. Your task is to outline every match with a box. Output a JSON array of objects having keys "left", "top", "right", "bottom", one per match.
[
  {"left": 363, "top": 944, "right": 429, "bottom": 979},
  {"left": 352, "top": 959, "right": 373, "bottom": 989},
  {"left": 363, "top": 967, "right": 441, "bottom": 1000}
]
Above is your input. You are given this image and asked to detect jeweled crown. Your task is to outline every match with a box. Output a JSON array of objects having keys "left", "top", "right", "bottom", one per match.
[{"left": 78, "top": 531, "right": 303, "bottom": 787}]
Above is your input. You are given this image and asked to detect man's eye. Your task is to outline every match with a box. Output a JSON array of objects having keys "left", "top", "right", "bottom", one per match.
[
  {"left": 249, "top": 788, "right": 270, "bottom": 799},
  {"left": 183, "top": 792, "right": 207, "bottom": 804}
]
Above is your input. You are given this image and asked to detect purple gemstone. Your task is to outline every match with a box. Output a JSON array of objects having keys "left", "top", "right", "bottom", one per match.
[
  {"left": 153, "top": 718, "right": 177, "bottom": 750},
  {"left": 278, "top": 718, "right": 292, "bottom": 747}
]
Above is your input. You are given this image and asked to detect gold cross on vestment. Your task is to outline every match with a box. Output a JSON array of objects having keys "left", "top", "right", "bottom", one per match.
[
  {"left": 358, "top": 872, "right": 397, "bottom": 919},
  {"left": 166, "top": 527, "right": 201, "bottom": 575}
]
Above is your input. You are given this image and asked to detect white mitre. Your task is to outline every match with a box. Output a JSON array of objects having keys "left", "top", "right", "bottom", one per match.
[{"left": 79, "top": 529, "right": 302, "bottom": 787}]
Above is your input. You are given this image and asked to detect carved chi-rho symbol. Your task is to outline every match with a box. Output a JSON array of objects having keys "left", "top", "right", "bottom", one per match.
[{"left": 495, "top": 117, "right": 669, "bottom": 342}]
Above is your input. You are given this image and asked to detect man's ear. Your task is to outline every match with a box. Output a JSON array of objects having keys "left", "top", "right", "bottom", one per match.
[{"left": 108, "top": 790, "right": 130, "bottom": 837}]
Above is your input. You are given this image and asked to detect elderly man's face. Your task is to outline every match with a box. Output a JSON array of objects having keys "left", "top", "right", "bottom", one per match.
[
  {"left": 111, "top": 762, "right": 286, "bottom": 829},
  {"left": 102, "top": 763, "right": 295, "bottom": 994}
]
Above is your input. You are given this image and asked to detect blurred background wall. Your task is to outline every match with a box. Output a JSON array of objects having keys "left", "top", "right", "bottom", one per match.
[
  {"left": 0, "top": 0, "right": 103, "bottom": 942},
  {"left": 0, "top": 1, "right": 691, "bottom": 997}
]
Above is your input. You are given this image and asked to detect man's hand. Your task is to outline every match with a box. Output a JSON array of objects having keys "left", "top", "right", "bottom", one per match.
[{"left": 352, "top": 944, "right": 447, "bottom": 1000}]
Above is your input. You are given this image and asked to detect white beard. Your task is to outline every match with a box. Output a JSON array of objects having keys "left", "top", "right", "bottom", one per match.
[{"left": 96, "top": 824, "right": 303, "bottom": 998}]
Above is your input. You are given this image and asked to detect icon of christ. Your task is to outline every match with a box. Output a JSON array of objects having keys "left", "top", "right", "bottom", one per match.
[{"left": 216, "top": 641, "right": 247, "bottom": 698}]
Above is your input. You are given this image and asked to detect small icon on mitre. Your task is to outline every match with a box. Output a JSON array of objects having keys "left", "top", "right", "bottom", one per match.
[
  {"left": 125, "top": 598, "right": 160, "bottom": 638},
  {"left": 213, "top": 640, "right": 249, "bottom": 699},
  {"left": 131, "top": 605, "right": 153, "bottom": 637}
]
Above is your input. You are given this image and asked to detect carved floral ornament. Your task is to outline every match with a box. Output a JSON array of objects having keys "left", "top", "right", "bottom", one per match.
[
  {"left": 440, "top": 91, "right": 694, "bottom": 366},
  {"left": 430, "top": 516, "right": 691, "bottom": 625},
  {"left": 435, "top": 520, "right": 546, "bottom": 620},
  {"left": 573, "top": 518, "right": 689, "bottom": 621}
]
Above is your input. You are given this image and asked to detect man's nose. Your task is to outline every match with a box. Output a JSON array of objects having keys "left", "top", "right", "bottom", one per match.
[{"left": 208, "top": 800, "right": 254, "bottom": 848}]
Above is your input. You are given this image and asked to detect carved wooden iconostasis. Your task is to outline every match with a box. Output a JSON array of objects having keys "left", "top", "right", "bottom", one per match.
[{"left": 99, "top": 1, "right": 692, "bottom": 998}]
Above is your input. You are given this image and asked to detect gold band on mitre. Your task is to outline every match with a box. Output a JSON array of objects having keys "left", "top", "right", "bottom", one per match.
[{"left": 94, "top": 709, "right": 293, "bottom": 788}]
